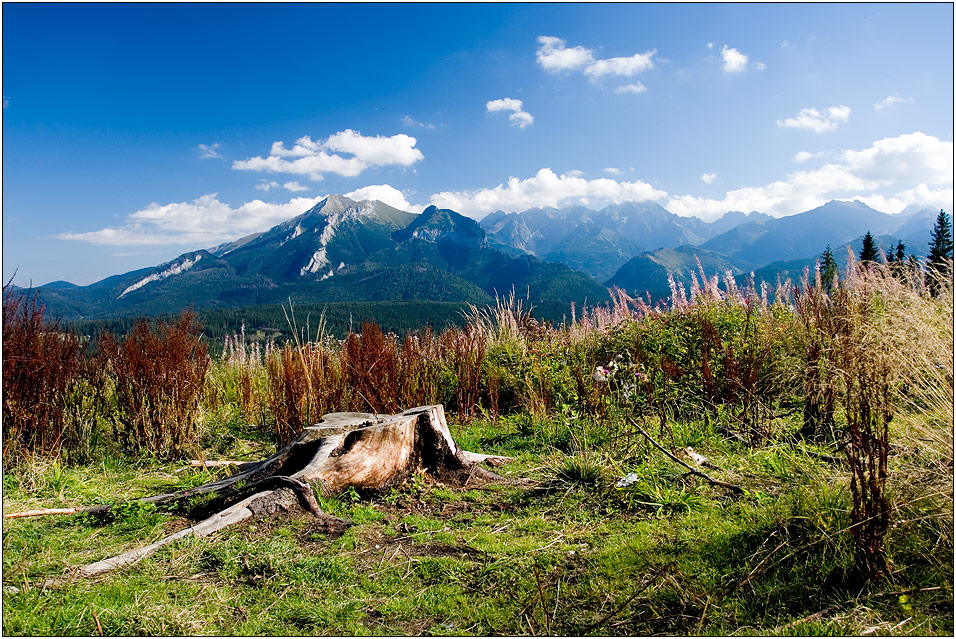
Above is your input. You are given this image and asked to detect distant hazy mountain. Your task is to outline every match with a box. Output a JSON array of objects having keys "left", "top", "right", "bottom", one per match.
[
  {"left": 36, "top": 196, "right": 609, "bottom": 320},
  {"left": 706, "top": 210, "right": 772, "bottom": 236},
  {"left": 699, "top": 200, "right": 928, "bottom": 266},
  {"left": 481, "top": 203, "right": 775, "bottom": 280},
  {"left": 596, "top": 200, "right": 936, "bottom": 303},
  {"left": 482, "top": 201, "right": 728, "bottom": 280},
  {"left": 739, "top": 229, "right": 933, "bottom": 291},
  {"left": 605, "top": 245, "right": 748, "bottom": 300}
]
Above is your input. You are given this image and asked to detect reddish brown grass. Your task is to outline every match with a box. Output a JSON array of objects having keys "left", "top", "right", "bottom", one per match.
[
  {"left": 98, "top": 312, "right": 209, "bottom": 458},
  {"left": 2, "top": 284, "right": 87, "bottom": 466}
]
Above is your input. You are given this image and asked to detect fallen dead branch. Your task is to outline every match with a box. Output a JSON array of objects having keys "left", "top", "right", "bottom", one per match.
[
  {"left": 188, "top": 460, "right": 255, "bottom": 468},
  {"left": 626, "top": 416, "right": 746, "bottom": 495},
  {"left": 4, "top": 507, "right": 81, "bottom": 519}
]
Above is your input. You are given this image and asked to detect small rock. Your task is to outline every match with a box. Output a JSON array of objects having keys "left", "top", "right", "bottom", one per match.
[
  {"left": 3, "top": 586, "right": 20, "bottom": 595},
  {"left": 685, "top": 446, "right": 708, "bottom": 466},
  {"left": 615, "top": 472, "right": 639, "bottom": 488}
]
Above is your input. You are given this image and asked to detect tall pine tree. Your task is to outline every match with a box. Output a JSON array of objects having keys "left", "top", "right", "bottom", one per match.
[
  {"left": 859, "top": 231, "right": 879, "bottom": 264},
  {"left": 928, "top": 209, "right": 954, "bottom": 266},
  {"left": 821, "top": 245, "right": 838, "bottom": 291},
  {"left": 928, "top": 209, "right": 953, "bottom": 294},
  {"left": 889, "top": 240, "right": 906, "bottom": 280}
]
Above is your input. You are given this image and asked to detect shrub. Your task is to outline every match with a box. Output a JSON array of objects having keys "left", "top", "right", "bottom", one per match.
[
  {"left": 397, "top": 327, "right": 444, "bottom": 410},
  {"left": 792, "top": 257, "right": 953, "bottom": 580},
  {"left": 340, "top": 321, "right": 400, "bottom": 414},
  {"left": 265, "top": 339, "right": 345, "bottom": 444},
  {"left": 99, "top": 312, "right": 210, "bottom": 458},
  {"left": 2, "top": 284, "right": 89, "bottom": 466},
  {"left": 440, "top": 326, "right": 487, "bottom": 420}
]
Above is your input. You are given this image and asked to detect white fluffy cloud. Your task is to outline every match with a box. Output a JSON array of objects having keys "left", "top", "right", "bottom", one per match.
[
  {"left": 720, "top": 45, "right": 749, "bottom": 72},
  {"left": 345, "top": 184, "right": 417, "bottom": 212},
  {"left": 428, "top": 168, "right": 667, "bottom": 218},
  {"left": 777, "top": 105, "right": 851, "bottom": 133},
  {"left": 840, "top": 131, "right": 952, "bottom": 185},
  {"left": 197, "top": 142, "right": 223, "bottom": 159},
  {"left": 233, "top": 130, "right": 423, "bottom": 180},
  {"left": 59, "top": 131, "right": 953, "bottom": 248},
  {"left": 584, "top": 51, "right": 655, "bottom": 78},
  {"left": 873, "top": 94, "right": 914, "bottom": 111},
  {"left": 536, "top": 35, "right": 595, "bottom": 71},
  {"left": 666, "top": 132, "right": 953, "bottom": 219},
  {"left": 793, "top": 150, "right": 825, "bottom": 163},
  {"left": 848, "top": 184, "right": 954, "bottom": 215},
  {"left": 256, "top": 180, "right": 310, "bottom": 193},
  {"left": 58, "top": 194, "right": 325, "bottom": 246},
  {"left": 604, "top": 167, "right": 623, "bottom": 175},
  {"left": 57, "top": 184, "right": 425, "bottom": 247},
  {"left": 486, "top": 98, "right": 534, "bottom": 128},
  {"left": 536, "top": 35, "right": 655, "bottom": 85},
  {"left": 614, "top": 82, "right": 648, "bottom": 95},
  {"left": 425, "top": 133, "right": 951, "bottom": 221}
]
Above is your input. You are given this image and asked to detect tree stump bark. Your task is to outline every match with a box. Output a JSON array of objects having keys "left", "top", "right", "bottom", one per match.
[{"left": 50, "top": 405, "right": 510, "bottom": 583}]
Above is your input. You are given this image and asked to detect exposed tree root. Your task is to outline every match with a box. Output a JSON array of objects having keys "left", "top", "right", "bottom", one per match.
[{"left": 30, "top": 405, "right": 510, "bottom": 585}]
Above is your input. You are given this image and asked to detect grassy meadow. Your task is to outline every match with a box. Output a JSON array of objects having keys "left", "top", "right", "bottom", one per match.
[{"left": 2, "top": 257, "right": 953, "bottom": 636}]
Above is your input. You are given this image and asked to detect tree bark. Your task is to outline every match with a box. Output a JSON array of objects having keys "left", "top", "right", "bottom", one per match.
[{"left": 41, "top": 405, "right": 509, "bottom": 585}]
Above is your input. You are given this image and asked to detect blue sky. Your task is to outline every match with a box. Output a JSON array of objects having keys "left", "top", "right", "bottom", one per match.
[{"left": 3, "top": 3, "right": 953, "bottom": 286}]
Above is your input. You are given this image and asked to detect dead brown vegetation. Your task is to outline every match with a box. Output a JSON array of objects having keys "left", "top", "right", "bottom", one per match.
[
  {"left": 2, "top": 284, "right": 87, "bottom": 467},
  {"left": 98, "top": 312, "right": 210, "bottom": 458}
]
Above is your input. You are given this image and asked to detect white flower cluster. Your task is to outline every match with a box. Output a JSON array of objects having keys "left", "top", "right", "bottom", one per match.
[{"left": 592, "top": 355, "right": 645, "bottom": 400}]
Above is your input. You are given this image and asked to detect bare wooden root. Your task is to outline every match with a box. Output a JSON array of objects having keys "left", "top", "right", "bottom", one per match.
[{"left": 30, "top": 405, "right": 510, "bottom": 585}]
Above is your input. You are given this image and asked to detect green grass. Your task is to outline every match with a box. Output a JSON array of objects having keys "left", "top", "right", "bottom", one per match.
[{"left": 3, "top": 416, "right": 952, "bottom": 636}]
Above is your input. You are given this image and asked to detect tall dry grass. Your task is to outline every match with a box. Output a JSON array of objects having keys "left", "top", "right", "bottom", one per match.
[
  {"left": 858, "top": 262, "right": 953, "bottom": 575},
  {"left": 265, "top": 340, "right": 343, "bottom": 443},
  {"left": 791, "top": 254, "right": 953, "bottom": 579},
  {"left": 218, "top": 323, "right": 269, "bottom": 424}
]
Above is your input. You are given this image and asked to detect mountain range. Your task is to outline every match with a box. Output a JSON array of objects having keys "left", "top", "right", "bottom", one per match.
[
  {"left": 33, "top": 195, "right": 610, "bottom": 321},
  {"left": 31, "top": 195, "right": 939, "bottom": 322},
  {"left": 479, "top": 201, "right": 771, "bottom": 281}
]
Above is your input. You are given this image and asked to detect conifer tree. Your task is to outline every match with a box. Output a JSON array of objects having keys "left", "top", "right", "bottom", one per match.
[
  {"left": 928, "top": 209, "right": 954, "bottom": 268},
  {"left": 889, "top": 240, "right": 906, "bottom": 281},
  {"left": 821, "top": 245, "right": 838, "bottom": 291},
  {"left": 859, "top": 231, "right": 879, "bottom": 264},
  {"left": 927, "top": 209, "right": 953, "bottom": 294}
]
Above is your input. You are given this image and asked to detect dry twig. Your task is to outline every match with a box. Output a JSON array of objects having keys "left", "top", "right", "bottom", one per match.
[{"left": 626, "top": 416, "right": 745, "bottom": 494}]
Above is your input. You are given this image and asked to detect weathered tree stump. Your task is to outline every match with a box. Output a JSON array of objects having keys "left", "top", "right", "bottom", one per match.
[{"left": 45, "top": 405, "right": 510, "bottom": 583}]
